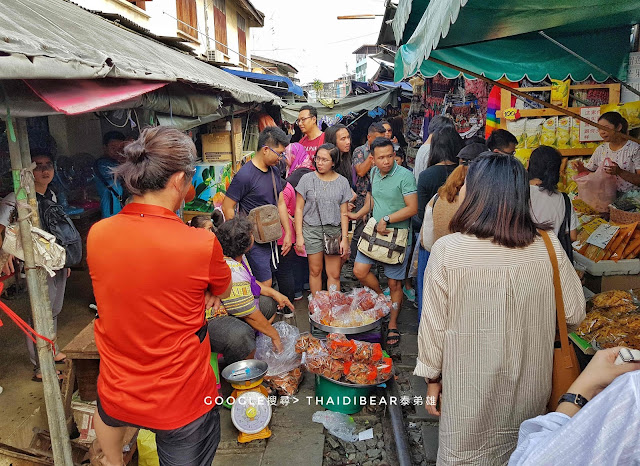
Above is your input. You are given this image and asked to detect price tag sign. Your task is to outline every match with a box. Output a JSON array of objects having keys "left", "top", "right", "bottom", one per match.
[
  {"left": 587, "top": 223, "right": 619, "bottom": 249},
  {"left": 579, "top": 107, "right": 603, "bottom": 142},
  {"left": 503, "top": 108, "right": 518, "bottom": 120}
]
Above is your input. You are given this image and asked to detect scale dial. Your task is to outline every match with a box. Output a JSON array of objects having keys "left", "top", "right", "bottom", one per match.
[{"left": 231, "top": 391, "right": 272, "bottom": 434}]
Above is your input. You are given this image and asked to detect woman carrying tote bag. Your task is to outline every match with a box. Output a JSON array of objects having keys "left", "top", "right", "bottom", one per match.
[{"left": 416, "top": 153, "right": 585, "bottom": 465}]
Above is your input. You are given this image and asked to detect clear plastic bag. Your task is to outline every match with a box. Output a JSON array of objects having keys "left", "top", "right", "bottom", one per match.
[
  {"left": 255, "top": 321, "right": 301, "bottom": 376},
  {"left": 312, "top": 411, "right": 358, "bottom": 443},
  {"left": 575, "top": 164, "right": 617, "bottom": 213}
]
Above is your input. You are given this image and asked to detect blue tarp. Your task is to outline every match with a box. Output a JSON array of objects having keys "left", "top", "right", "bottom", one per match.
[{"left": 222, "top": 68, "right": 304, "bottom": 96}]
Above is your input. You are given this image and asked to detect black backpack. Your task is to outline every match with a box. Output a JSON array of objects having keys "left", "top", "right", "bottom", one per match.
[{"left": 37, "top": 193, "right": 83, "bottom": 267}]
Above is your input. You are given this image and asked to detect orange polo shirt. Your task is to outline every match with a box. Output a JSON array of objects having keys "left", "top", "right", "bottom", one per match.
[{"left": 88, "top": 203, "right": 231, "bottom": 430}]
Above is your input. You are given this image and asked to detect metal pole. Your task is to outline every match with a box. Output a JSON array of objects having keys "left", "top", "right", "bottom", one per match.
[
  {"left": 538, "top": 30, "right": 640, "bottom": 100},
  {"left": 4, "top": 115, "right": 73, "bottom": 465}
]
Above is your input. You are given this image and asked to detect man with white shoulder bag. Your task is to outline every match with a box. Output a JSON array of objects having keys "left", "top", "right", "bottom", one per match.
[{"left": 347, "top": 137, "right": 418, "bottom": 348}]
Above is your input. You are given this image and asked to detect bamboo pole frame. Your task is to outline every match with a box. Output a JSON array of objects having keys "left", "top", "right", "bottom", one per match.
[{"left": 3, "top": 114, "right": 73, "bottom": 465}]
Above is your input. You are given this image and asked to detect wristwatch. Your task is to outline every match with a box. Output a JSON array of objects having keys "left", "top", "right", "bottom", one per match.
[
  {"left": 558, "top": 393, "right": 589, "bottom": 408},
  {"left": 383, "top": 215, "right": 390, "bottom": 223}
]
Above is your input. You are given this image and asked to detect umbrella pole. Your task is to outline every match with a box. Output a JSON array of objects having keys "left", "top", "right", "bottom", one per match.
[
  {"left": 4, "top": 115, "right": 74, "bottom": 465},
  {"left": 427, "top": 56, "right": 640, "bottom": 145}
]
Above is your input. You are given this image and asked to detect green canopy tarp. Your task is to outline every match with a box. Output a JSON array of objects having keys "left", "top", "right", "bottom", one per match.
[{"left": 393, "top": 0, "right": 640, "bottom": 81}]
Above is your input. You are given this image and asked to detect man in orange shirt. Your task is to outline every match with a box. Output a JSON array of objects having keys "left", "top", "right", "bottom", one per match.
[{"left": 89, "top": 127, "right": 231, "bottom": 466}]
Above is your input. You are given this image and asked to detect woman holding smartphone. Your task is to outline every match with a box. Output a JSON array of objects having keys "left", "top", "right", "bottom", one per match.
[{"left": 294, "top": 144, "right": 352, "bottom": 294}]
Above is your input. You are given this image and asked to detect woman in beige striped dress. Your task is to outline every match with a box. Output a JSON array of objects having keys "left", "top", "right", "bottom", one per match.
[{"left": 416, "top": 153, "right": 585, "bottom": 465}]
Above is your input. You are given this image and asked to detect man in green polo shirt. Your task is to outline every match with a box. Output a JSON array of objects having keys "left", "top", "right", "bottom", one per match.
[{"left": 347, "top": 138, "right": 418, "bottom": 347}]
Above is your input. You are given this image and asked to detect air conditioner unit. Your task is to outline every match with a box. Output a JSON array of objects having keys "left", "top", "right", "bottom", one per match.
[{"left": 206, "top": 49, "right": 225, "bottom": 62}]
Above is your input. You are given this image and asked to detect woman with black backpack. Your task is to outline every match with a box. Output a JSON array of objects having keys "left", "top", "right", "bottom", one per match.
[
  {"left": 528, "top": 145, "right": 578, "bottom": 260},
  {"left": 0, "top": 151, "right": 80, "bottom": 381}
]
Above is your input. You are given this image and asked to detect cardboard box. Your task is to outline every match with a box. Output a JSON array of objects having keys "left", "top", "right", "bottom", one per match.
[
  {"left": 201, "top": 118, "right": 243, "bottom": 163},
  {"left": 583, "top": 273, "right": 640, "bottom": 293},
  {"left": 71, "top": 392, "right": 97, "bottom": 444}
]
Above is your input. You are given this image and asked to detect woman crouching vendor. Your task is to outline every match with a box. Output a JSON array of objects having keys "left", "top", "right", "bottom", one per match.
[{"left": 207, "top": 217, "right": 293, "bottom": 363}]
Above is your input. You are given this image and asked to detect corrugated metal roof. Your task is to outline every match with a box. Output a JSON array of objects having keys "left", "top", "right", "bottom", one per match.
[{"left": 0, "top": 0, "right": 283, "bottom": 106}]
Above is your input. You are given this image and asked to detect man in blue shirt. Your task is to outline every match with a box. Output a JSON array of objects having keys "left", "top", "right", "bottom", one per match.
[{"left": 94, "top": 131, "right": 126, "bottom": 218}]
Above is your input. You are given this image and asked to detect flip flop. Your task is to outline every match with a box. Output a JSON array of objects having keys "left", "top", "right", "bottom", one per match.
[
  {"left": 32, "top": 371, "right": 64, "bottom": 382},
  {"left": 386, "top": 329, "right": 401, "bottom": 348}
]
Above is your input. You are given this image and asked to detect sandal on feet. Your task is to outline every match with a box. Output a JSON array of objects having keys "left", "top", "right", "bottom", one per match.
[
  {"left": 32, "top": 371, "right": 64, "bottom": 382},
  {"left": 386, "top": 329, "right": 401, "bottom": 348}
]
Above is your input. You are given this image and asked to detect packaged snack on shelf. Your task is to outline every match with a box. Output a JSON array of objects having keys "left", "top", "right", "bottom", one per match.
[
  {"left": 608, "top": 222, "right": 638, "bottom": 262},
  {"left": 514, "top": 148, "right": 532, "bottom": 167},
  {"left": 557, "top": 116, "right": 571, "bottom": 149},
  {"left": 551, "top": 79, "right": 570, "bottom": 107},
  {"left": 506, "top": 119, "right": 526, "bottom": 149},
  {"left": 352, "top": 340, "right": 383, "bottom": 362},
  {"left": 525, "top": 118, "right": 545, "bottom": 149},
  {"left": 264, "top": 366, "right": 304, "bottom": 396},
  {"left": 540, "top": 117, "right": 557, "bottom": 146},
  {"left": 570, "top": 117, "right": 586, "bottom": 148}
]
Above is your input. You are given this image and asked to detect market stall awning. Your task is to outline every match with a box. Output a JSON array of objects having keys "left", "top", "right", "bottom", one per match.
[
  {"left": 0, "top": 0, "right": 283, "bottom": 106},
  {"left": 392, "top": 0, "right": 640, "bottom": 81},
  {"left": 23, "top": 79, "right": 168, "bottom": 115},
  {"left": 222, "top": 68, "right": 304, "bottom": 97},
  {"left": 281, "top": 88, "right": 400, "bottom": 123}
]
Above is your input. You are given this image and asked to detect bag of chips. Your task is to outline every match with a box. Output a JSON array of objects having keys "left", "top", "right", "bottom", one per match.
[
  {"left": 540, "top": 117, "right": 558, "bottom": 147},
  {"left": 525, "top": 118, "right": 545, "bottom": 149},
  {"left": 506, "top": 119, "right": 526, "bottom": 149},
  {"left": 557, "top": 116, "right": 571, "bottom": 149},
  {"left": 551, "top": 79, "right": 570, "bottom": 108}
]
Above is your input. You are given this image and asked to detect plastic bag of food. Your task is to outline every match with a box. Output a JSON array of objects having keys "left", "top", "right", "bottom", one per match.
[
  {"left": 295, "top": 333, "right": 325, "bottom": 355},
  {"left": 326, "top": 333, "right": 356, "bottom": 360},
  {"left": 304, "top": 350, "right": 345, "bottom": 380},
  {"left": 308, "top": 291, "right": 331, "bottom": 315},
  {"left": 343, "top": 361, "right": 378, "bottom": 384},
  {"left": 374, "top": 357, "right": 394, "bottom": 384},
  {"left": 255, "top": 321, "right": 301, "bottom": 376},
  {"left": 557, "top": 116, "right": 571, "bottom": 149},
  {"left": 353, "top": 340, "right": 383, "bottom": 362},
  {"left": 329, "top": 285, "right": 351, "bottom": 307},
  {"left": 575, "top": 310, "right": 613, "bottom": 337},
  {"left": 591, "top": 290, "right": 634, "bottom": 308},
  {"left": 525, "top": 118, "right": 545, "bottom": 149},
  {"left": 506, "top": 119, "right": 526, "bottom": 149},
  {"left": 137, "top": 429, "right": 160, "bottom": 466},
  {"left": 263, "top": 366, "right": 304, "bottom": 396},
  {"left": 349, "top": 287, "right": 377, "bottom": 312},
  {"left": 551, "top": 79, "right": 570, "bottom": 107},
  {"left": 575, "top": 165, "right": 617, "bottom": 213},
  {"left": 540, "top": 117, "right": 557, "bottom": 146}
]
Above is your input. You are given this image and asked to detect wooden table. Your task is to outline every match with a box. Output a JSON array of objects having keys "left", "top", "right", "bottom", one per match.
[{"left": 61, "top": 320, "right": 99, "bottom": 425}]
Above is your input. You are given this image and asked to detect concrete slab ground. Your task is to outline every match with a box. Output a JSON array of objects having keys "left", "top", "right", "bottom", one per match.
[{"left": 0, "top": 270, "right": 95, "bottom": 447}]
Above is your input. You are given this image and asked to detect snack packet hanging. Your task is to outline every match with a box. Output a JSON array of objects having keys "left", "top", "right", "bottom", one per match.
[
  {"left": 551, "top": 79, "right": 570, "bottom": 107},
  {"left": 540, "top": 117, "right": 557, "bottom": 146},
  {"left": 557, "top": 116, "right": 571, "bottom": 149}
]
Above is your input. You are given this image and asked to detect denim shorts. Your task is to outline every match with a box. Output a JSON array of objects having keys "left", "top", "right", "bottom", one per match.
[{"left": 354, "top": 243, "right": 411, "bottom": 281}]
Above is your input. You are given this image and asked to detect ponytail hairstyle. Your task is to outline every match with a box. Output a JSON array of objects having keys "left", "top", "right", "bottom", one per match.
[
  {"left": 528, "top": 145, "right": 562, "bottom": 193},
  {"left": 113, "top": 126, "right": 196, "bottom": 196},
  {"left": 598, "top": 111, "right": 629, "bottom": 134}
]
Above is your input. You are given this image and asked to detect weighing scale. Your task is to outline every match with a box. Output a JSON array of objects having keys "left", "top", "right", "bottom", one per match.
[{"left": 221, "top": 359, "right": 272, "bottom": 443}]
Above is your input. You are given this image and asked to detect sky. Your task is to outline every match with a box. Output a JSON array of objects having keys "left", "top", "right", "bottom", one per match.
[{"left": 249, "top": 0, "right": 385, "bottom": 85}]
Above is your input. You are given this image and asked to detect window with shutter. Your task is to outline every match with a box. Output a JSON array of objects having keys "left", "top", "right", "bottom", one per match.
[
  {"left": 213, "top": 0, "right": 228, "bottom": 55},
  {"left": 237, "top": 14, "right": 246, "bottom": 65},
  {"left": 176, "top": 0, "right": 197, "bottom": 38}
]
